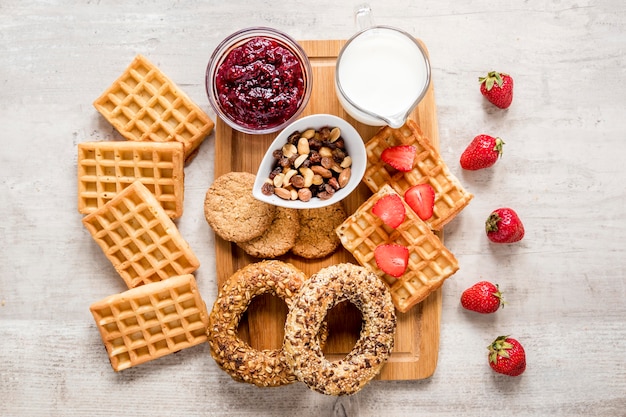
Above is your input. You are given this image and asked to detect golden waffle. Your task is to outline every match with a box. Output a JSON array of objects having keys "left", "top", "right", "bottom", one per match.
[
  {"left": 363, "top": 119, "right": 473, "bottom": 230},
  {"left": 77, "top": 141, "right": 185, "bottom": 218},
  {"left": 336, "top": 184, "right": 459, "bottom": 313},
  {"left": 82, "top": 181, "right": 200, "bottom": 288},
  {"left": 90, "top": 274, "right": 209, "bottom": 371},
  {"left": 93, "top": 54, "right": 214, "bottom": 161}
]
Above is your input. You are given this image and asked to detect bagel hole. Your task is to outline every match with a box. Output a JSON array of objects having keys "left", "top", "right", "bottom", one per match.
[
  {"left": 322, "top": 301, "right": 363, "bottom": 361},
  {"left": 237, "top": 293, "right": 288, "bottom": 351}
]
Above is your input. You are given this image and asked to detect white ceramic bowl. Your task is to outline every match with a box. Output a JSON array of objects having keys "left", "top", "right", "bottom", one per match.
[{"left": 253, "top": 114, "right": 366, "bottom": 209}]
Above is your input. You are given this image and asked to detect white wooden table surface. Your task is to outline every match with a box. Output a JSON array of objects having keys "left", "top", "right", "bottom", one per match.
[{"left": 2, "top": 1, "right": 625, "bottom": 416}]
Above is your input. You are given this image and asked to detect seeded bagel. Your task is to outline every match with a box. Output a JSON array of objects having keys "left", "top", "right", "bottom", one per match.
[
  {"left": 284, "top": 263, "right": 396, "bottom": 395},
  {"left": 207, "top": 260, "right": 306, "bottom": 387}
]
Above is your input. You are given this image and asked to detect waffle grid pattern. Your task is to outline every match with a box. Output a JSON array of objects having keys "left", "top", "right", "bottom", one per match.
[
  {"left": 337, "top": 185, "right": 459, "bottom": 312},
  {"left": 363, "top": 119, "right": 473, "bottom": 230},
  {"left": 77, "top": 141, "right": 185, "bottom": 218},
  {"left": 90, "top": 274, "right": 209, "bottom": 371},
  {"left": 93, "top": 54, "right": 214, "bottom": 160},
  {"left": 82, "top": 181, "right": 199, "bottom": 288}
]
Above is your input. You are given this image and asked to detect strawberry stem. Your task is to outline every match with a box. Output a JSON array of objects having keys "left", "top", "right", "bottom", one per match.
[
  {"left": 488, "top": 335, "right": 513, "bottom": 363},
  {"left": 485, "top": 212, "right": 502, "bottom": 232},
  {"left": 493, "top": 284, "right": 505, "bottom": 308},
  {"left": 479, "top": 71, "right": 505, "bottom": 91},
  {"left": 494, "top": 138, "right": 505, "bottom": 157}
]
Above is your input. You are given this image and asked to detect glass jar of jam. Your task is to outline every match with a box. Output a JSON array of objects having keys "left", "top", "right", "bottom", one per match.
[{"left": 206, "top": 27, "right": 312, "bottom": 135}]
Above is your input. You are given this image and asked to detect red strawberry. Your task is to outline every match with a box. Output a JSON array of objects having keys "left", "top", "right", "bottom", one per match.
[
  {"left": 479, "top": 71, "right": 514, "bottom": 109},
  {"left": 488, "top": 336, "right": 526, "bottom": 376},
  {"left": 381, "top": 145, "right": 416, "bottom": 172},
  {"left": 460, "top": 281, "right": 504, "bottom": 314},
  {"left": 460, "top": 135, "right": 505, "bottom": 170},
  {"left": 374, "top": 244, "right": 409, "bottom": 277},
  {"left": 372, "top": 194, "right": 406, "bottom": 228},
  {"left": 485, "top": 208, "right": 525, "bottom": 243},
  {"left": 404, "top": 183, "right": 435, "bottom": 221}
]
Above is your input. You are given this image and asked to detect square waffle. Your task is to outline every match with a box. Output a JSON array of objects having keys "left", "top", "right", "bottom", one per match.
[
  {"left": 77, "top": 141, "right": 185, "bottom": 218},
  {"left": 336, "top": 184, "right": 459, "bottom": 313},
  {"left": 93, "top": 54, "right": 214, "bottom": 161},
  {"left": 363, "top": 119, "right": 473, "bottom": 231},
  {"left": 82, "top": 180, "right": 200, "bottom": 288},
  {"left": 90, "top": 274, "right": 209, "bottom": 371}
]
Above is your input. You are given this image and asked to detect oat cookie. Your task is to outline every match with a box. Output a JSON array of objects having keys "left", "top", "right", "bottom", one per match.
[
  {"left": 237, "top": 207, "right": 300, "bottom": 258},
  {"left": 204, "top": 172, "right": 276, "bottom": 243},
  {"left": 291, "top": 202, "right": 346, "bottom": 259}
]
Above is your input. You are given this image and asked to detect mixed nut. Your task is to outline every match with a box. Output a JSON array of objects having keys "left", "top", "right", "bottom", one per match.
[{"left": 261, "top": 126, "right": 352, "bottom": 202}]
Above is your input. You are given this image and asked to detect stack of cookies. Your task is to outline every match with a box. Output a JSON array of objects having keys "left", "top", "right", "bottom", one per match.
[
  {"left": 337, "top": 119, "right": 472, "bottom": 312},
  {"left": 79, "top": 55, "right": 214, "bottom": 371},
  {"left": 203, "top": 172, "right": 347, "bottom": 259}
]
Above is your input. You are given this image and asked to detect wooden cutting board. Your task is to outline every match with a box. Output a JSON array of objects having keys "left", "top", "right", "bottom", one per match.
[{"left": 213, "top": 39, "right": 442, "bottom": 381}]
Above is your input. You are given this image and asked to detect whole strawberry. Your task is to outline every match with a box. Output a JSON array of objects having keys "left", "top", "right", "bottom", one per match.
[
  {"left": 488, "top": 336, "right": 526, "bottom": 376},
  {"left": 460, "top": 134, "right": 505, "bottom": 170},
  {"left": 479, "top": 71, "right": 514, "bottom": 109},
  {"left": 485, "top": 208, "right": 525, "bottom": 243},
  {"left": 460, "top": 281, "right": 504, "bottom": 313}
]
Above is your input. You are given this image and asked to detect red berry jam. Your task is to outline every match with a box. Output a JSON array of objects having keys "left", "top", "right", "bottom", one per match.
[{"left": 215, "top": 37, "right": 307, "bottom": 131}]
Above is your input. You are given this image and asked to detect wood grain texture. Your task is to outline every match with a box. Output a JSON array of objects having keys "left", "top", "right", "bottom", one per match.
[
  {"left": 215, "top": 39, "right": 441, "bottom": 381},
  {"left": 1, "top": 0, "right": 626, "bottom": 416}
]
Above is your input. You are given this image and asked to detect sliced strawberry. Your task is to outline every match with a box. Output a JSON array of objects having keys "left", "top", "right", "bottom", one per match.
[
  {"left": 374, "top": 244, "right": 409, "bottom": 277},
  {"left": 372, "top": 194, "right": 406, "bottom": 228},
  {"left": 404, "top": 183, "right": 435, "bottom": 221},
  {"left": 381, "top": 145, "right": 416, "bottom": 172}
]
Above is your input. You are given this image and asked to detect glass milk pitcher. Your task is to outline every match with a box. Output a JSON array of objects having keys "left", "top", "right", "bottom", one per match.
[{"left": 335, "top": 4, "right": 431, "bottom": 128}]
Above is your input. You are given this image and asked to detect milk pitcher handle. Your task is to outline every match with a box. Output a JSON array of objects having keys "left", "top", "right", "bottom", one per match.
[{"left": 354, "top": 3, "right": 374, "bottom": 30}]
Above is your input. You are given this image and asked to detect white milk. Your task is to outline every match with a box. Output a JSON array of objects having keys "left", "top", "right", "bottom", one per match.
[{"left": 336, "top": 27, "right": 429, "bottom": 127}]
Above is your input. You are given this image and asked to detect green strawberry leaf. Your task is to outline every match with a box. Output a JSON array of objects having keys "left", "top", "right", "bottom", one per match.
[{"left": 480, "top": 71, "right": 506, "bottom": 91}]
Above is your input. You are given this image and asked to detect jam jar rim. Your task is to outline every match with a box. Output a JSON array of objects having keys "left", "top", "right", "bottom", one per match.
[{"left": 206, "top": 26, "right": 313, "bottom": 135}]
